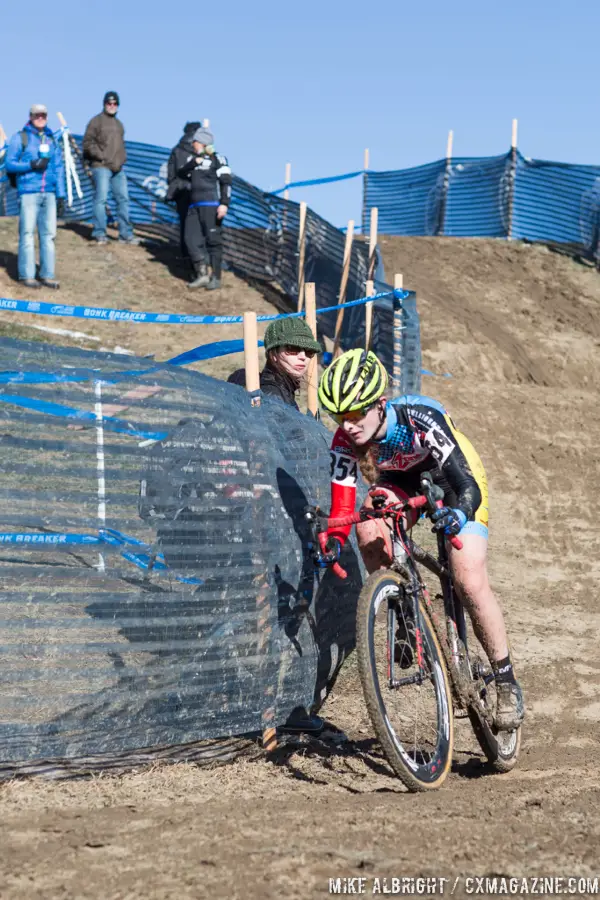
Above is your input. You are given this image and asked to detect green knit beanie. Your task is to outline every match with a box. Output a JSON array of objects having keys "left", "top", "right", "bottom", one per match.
[{"left": 263, "top": 316, "right": 322, "bottom": 353}]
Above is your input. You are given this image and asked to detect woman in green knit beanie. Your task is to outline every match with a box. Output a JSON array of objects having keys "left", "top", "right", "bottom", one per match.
[{"left": 227, "top": 315, "right": 321, "bottom": 409}]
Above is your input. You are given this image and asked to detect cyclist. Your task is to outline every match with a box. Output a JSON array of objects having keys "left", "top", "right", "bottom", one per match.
[{"left": 318, "top": 348, "right": 524, "bottom": 731}]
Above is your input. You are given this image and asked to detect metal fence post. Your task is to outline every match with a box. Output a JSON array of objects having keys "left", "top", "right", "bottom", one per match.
[
  {"left": 333, "top": 219, "right": 355, "bottom": 358},
  {"left": 362, "top": 148, "right": 369, "bottom": 234},
  {"left": 393, "top": 274, "right": 404, "bottom": 395}
]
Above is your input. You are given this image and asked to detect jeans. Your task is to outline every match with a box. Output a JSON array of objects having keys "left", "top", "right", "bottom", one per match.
[
  {"left": 92, "top": 167, "right": 133, "bottom": 239},
  {"left": 18, "top": 192, "right": 57, "bottom": 281}
]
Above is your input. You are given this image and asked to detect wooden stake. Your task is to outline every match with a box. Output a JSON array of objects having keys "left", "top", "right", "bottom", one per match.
[
  {"left": 368, "top": 207, "right": 378, "bottom": 281},
  {"left": 393, "top": 273, "right": 404, "bottom": 395},
  {"left": 364, "top": 148, "right": 370, "bottom": 171},
  {"left": 439, "top": 129, "right": 454, "bottom": 236},
  {"left": 203, "top": 118, "right": 210, "bottom": 128},
  {"left": 365, "top": 279, "right": 375, "bottom": 350},
  {"left": 297, "top": 201, "right": 307, "bottom": 312},
  {"left": 243, "top": 312, "right": 261, "bottom": 406},
  {"left": 333, "top": 219, "right": 355, "bottom": 357},
  {"left": 305, "top": 283, "right": 318, "bottom": 417},
  {"left": 507, "top": 119, "right": 518, "bottom": 240},
  {"left": 284, "top": 162, "right": 292, "bottom": 201},
  {"left": 244, "top": 312, "right": 277, "bottom": 752}
]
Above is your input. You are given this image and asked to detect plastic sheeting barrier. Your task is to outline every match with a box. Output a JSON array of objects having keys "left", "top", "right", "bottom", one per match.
[{"left": 0, "top": 338, "right": 365, "bottom": 771}]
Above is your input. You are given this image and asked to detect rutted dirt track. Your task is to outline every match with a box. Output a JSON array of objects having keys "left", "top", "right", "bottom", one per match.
[{"left": 2, "top": 229, "right": 600, "bottom": 898}]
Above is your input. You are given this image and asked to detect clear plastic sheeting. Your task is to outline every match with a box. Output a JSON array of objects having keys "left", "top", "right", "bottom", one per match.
[{"left": 0, "top": 338, "right": 364, "bottom": 771}]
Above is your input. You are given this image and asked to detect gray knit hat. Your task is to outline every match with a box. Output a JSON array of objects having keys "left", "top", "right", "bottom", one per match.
[
  {"left": 193, "top": 127, "right": 214, "bottom": 145},
  {"left": 264, "top": 317, "right": 322, "bottom": 353}
]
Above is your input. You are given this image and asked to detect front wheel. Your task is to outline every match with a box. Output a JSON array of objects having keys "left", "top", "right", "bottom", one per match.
[{"left": 356, "top": 570, "right": 454, "bottom": 792}]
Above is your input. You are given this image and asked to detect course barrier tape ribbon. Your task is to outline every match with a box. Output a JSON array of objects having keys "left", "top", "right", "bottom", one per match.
[
  {"left": 0, "top": 391, "right": 168, "bottom": 441},
  {"left": 271, "top": 169, "right": 364, "bottom": 196},
  {"left": 0, "top": 290, "right": 406, "bottom": 327},
  {"left": 0, "top": 528, "right": 203, "bottom": 585}
]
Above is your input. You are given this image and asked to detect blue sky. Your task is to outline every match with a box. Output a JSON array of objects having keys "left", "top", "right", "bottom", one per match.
[{"left": 3, "top": 0, "right": 599, "bottom": 227}]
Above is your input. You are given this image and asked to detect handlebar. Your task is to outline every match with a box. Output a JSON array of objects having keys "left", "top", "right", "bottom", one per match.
[{"left": 306, "top": 477, "right": 463, "bottom": 580}]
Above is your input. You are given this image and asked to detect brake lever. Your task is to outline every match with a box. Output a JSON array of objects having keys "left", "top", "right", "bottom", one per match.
[{"left": 419, "top": 473, "right": 463, "bottom": 551}]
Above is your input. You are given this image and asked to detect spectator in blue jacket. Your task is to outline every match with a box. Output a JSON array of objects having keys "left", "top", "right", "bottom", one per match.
[{"left": 5, "top": 104, "right": 65, "bottom": 290}]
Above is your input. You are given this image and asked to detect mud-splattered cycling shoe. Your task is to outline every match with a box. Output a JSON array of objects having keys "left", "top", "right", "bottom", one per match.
[{"left": 495, "top": 681, "right": 525, "bottom": 731}]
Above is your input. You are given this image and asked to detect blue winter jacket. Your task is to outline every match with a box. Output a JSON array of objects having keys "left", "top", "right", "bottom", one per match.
[{"left": 5, "top": 123, "right": 66, "bottom": 198}]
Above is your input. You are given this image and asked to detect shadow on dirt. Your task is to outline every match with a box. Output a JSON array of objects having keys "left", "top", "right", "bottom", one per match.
[
  {"left": 267, "top": 726, "right": 495, "bottom": 791},
  {"left": 0, "top": 247, "right": 18, "bottom": 283}
]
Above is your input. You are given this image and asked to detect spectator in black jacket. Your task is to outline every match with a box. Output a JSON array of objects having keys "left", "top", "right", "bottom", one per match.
[
  {"left": 166, "top": 121, "right": 201, "bottom": 257},
  {"left": 227, "top": 317, "right": 322, "bottom": 409},
  {"left": 176, "top": 126, "right": 232, "bottom": 291}
]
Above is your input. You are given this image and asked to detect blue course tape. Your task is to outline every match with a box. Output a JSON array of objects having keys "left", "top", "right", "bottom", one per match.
[
  {"left": 0, "top": 528, "right": 203, "bottom": 586},
  {"left": 271, "top": 170, "right": 364, "bottom": 196},
  {"left": 167, "top": 339, "right": 263, "bottom": 367},
  {"left": 0, "top": 392, "right": 167, "bottom": 441},
  {"left": 421, "top": 368, "right": 453, "bottom": 378},
  {"left": 0, "top": 289, "right": 404, "bottom": 328},
  {"left": 0, "top": 533, "right": 98, "bottom": 545}
]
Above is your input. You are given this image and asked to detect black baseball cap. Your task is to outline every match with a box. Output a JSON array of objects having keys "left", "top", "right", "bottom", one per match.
[{"left": 103, "top": 91, "right": 120, "bottom": 106}]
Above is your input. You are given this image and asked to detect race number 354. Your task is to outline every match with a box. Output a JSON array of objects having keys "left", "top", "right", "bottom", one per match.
[{"left": 330, "top": 452, "right": 358, "bottom": 486}]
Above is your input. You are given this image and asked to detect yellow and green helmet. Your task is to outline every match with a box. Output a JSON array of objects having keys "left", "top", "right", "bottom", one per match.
[{"left": 318, "top": 349, "right": 388, "bottom": 415}]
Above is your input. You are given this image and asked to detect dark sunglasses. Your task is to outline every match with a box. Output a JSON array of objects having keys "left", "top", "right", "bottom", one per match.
[
  {"left": 105, "top": 101, "right": 118, "bottom": 106},
  {"left": 280, "top": 345, "right": 317, "bottom": 358},
  {"left": 32, "top": 113, "right": 47, "bottom": 119}
]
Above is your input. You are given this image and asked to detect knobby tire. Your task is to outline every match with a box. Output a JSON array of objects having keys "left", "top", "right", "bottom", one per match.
[{"left": 356, "top": 570, "right": 454, "bottom": 792}]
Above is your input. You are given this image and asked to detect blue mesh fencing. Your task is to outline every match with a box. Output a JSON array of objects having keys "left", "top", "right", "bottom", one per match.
[
  {"left": 363, "top": 149, "right": 600, "bottom": 263},
  {"left": 444, "top": 153, "right": 511, "bottom": 238}
]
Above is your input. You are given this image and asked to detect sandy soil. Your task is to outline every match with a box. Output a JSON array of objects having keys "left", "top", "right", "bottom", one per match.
[{"left": 2, "top": 231, "right": 600, "bottom": 898}]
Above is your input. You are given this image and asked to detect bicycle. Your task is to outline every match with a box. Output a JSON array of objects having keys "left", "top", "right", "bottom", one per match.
[{"left": 305, "top": 470, "right": 521, "bottom": 792}]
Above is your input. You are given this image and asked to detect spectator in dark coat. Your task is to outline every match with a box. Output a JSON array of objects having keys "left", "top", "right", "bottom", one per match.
[
  {"left": 176, "top": 127, "right": 232, "bottom": 291},
  {"left": 83, "top": 91, "right": 139, "bottom": 245},
  {"left": 228, "top": 317, "right": 321, "bottom": 409},
  {"left": 166, "top": 121, "right": 201, "bottom": 257}
]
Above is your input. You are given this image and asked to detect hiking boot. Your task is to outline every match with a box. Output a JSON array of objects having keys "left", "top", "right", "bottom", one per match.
[
  {"left": 206, "top": 275, "right": 221, "bottom": 291},
  {"left": 495, "top": 681, "right": 525, "bottom": 731},
  {"left": 39, "top": 278, "right": 60, "bottom": 290},
  {"left": 20, "top": 278, "right": 41, "bottom": 290},
  {"left": 119, "top": 235, "right": 141, "bottom": 245},
  {"left": 94, "top": 235, "right": 108, "bottom": 244},
  {"left": 281, "top": 707, "right": 324, "bottom": 735},
  {"left": 187, "top": 264, "right": 210, "bottom": 289}
]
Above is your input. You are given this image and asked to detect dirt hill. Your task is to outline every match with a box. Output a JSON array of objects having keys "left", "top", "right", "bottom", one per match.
[
  {"left": 2, "top": 226, "right": 600, "bottom": 898},
  {"left": 0, "top": 219, "right": 278, "bottom": 382}
]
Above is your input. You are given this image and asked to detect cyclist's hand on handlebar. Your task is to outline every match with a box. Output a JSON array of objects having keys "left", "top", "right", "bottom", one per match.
[
  {"left": 318, "top": 536, "right": 343, "bottom": 568},
  {"left": 431, "top": 506, "right": 467, "bottom": 536}
]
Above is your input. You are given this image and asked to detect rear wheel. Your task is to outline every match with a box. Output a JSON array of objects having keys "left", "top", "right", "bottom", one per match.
[{"left": 356, "top": 570, "right": 454, "bottom": 792}]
